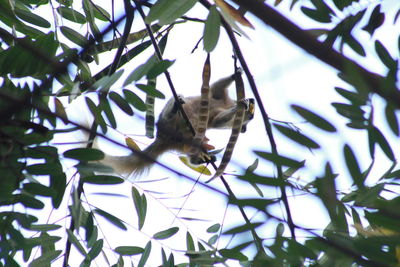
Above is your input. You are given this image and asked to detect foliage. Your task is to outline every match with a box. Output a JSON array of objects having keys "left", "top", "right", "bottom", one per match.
[{"left": 0, "top": 0, "right": 399, "bottom": 266}]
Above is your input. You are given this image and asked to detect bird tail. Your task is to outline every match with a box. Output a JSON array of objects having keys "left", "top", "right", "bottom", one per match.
[{"left": 101, "top": 139, "right": 169, "bottom": 178}]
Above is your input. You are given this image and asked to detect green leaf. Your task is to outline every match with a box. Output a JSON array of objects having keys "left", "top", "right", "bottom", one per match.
[
  {"left": 64, "top": 148, "right": 104, "bottom": 161},
  {"left": 114, "top": 246, "right": 144, "bottom": 255},
  {"left": 207, "top": 223, "right": 220, "bottom": 233},
  {"left": 60, "top": 26, "right": 88, "bottom": 47},
  {"left": 238, "top": 172, "right": 289, "bottom": 187},
  {"left": 385, "top": 104, "right": 399, "bottom": 136},
  {"left": 244, "top": 159, "right": 264, "bottom": 196},
  {"left": 81, "top": 175, "right": 124, "bottom": 185},
  {"left": 137, "top": 241, "right": 151, "bottom": 267},
  {"left": 87, "top": 239, "right": 103, "bottom": 260},
  {"left": 28, "top": 224, "right": 62, "bottom": 231},
  {"left": 23, "top": 183, "right": 54, "bottom": 197},
  {"left": 153, "top": 227, "right": 179, "bottom": 240},
  {"left": 124, "top": 55, "right": 157, "bottom": 84},
  {"left": 93, "top": 208, "right": 127, "bottom": 230},
  {"left": 344, "top": 35, "right": 366, "bottom": 56},
  {"left": 29, "top": 250, "right": 62, "bottom": 267},
  {"left": 301, "top": 7, "right": 331, "bottom": 23},
  {"left": 369, "top": 127, "right": 395, "bottom": 161},
  {"left": 274, "top": 124, "right": 320, "bottom": 149},
  {"left": 123, "top": 89, "right": 147, "bottom": 112},
  {"left": 334, "top": 87, "right": 366, "bottom": 106},
  {"left": 109, "top": 92, "right": 134, "bottom": 116},
  {"left": 283, "top": 160, "right": 306, "bottom": 179},
  {"left": 223, "top": 222, "right": 263, "bottom": 235},
  {"left": 147, "top": 59, "right": 175, "bottom": 79},
  {"left": 50, "top": 174, "right": 66, "bottom": 209},
  {"left": 208, "top": 234, "right": 218, "bottom": 245},
  {"left": 230, "top": 198, "right": 276, "bottom": 210},
  {"left": 14, "top": 7, "right": 51, "bottom": 28},
  {"left": 255, "top": 151, "right": 302, "bottom": 168},
  {"left": 186, "top": 231, "right": 195, "bottom": 251},
  {"left": 135, "top": 83, "right": 165, "bottom": 99},
  {"left": 76, "top": 162, "right": 113, "bottom": 173},
  {"left": 67, "top": 229, "right": 87, "bottom": 256},
  {"left": 145, "top": 0, "right": 198, "bottom": 25},
  {"left": 56, "top": 7, "right": 86, "bottom": 24},
  {"left": 343, "top": 144, "right": 364, "bottom": 189},
  {"left": 131, "top": 186, "right": 147, "bottom": 230},
  {"left": 331, "top": 102, "right": 365, "bottom": 121},
  {"left": 26, "top": 163, "right": 63, "bottom": 175},
  {"left": 93, "top": 69, "right": 124, "bottom": 91},
  {"left": 26, "top": 146, "right": 58, "bottom": 160},
  {"left": 98, "top": 97, "right": 117, "bottom": 128},
  {"left": 92, "top": 4, "right": 110, "bottom": 21},
  {"left": 219, "top": 248, "right": 248, "bottom": 261},
  {"left": 203, "top": 5, "right": 221, "bottom": 52},
  {"left": 292, "top": 105, "right": 336, "bottom": 132},
  {"left": 85, "top": 96, "right": 107, "bottom": 133},
  {"left": 355, "top": 184, "right": 384, "bottom": 207},
  {"left": 315, "top": 163, "right": 341, "bottom": 229},
  {"left": 375, "top": 40, "right": 396, "bottom": 69}
]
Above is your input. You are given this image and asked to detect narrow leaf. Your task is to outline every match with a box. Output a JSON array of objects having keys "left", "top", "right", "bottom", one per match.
[
  {"left": 369, "top": 126, "right": 395, "bottom": 161},
  {"left": 56, "top": 7, "right": 86, "bottom": 24},
  {"left": 203, "top": 5, "right": 221, "bottom": 52},
  {"left": 60, "top": 26, "right": 87, "bottom": 47},
  {"left": 274, "top": 124, "right": 320, "bottom": 149},
  {"left": 186, "top": 232, "right": 195, "bottom": 251},
  {"left": 93, "top": 209, "right": 127, "bottom": 230},
  {"left": 343, "top": 144, "right": 364, "bottom": 189},
  {"left": 67, "top": 229, "right": 87, "bottom": 256},
  {"left": 29, "top": 224, "right": 62, "bottom": 232},
  {"left": 109, "top": 92, "right": 134, "bottom": 116},
  {"left": 255, "top": 151, "right": 302, "bottom": 167},
  {"left": 81, "top": 175, "right": 124, "bottom": 185},
  {"left": 153, "top": 227, "right": 179, "bottom": 240},
  {"left": 146, "top": 59, "right": 175, "bottom": 79},
  {"left": 375, "top": 40, "right": 396, "bottom": 69},
  {"left": 292, "top": 105, "right": 336, "bottom": 132},
  {"left": 135, "top": 83, "right": 165, "bottom": 99},
  {"left": 28, "top": 250, "right": 62, "bottom": 267},
  {"left": 115, "top": 246, "right": 144, "bottom": 255},
  {"left": 145, "top": 0, "right": 197, "bottom": 25},
  {"left": 15, "top": 7, "right": 51, "bottom": 28},
  {"left": 138, "top": 241, "right": 151, "bottom": 267},
  {"left": 207, "top": 223, "right": 220, "bottom": 233},
  {"left": 63, "top": 148, "right": 104, "bottom": 161},
  {"left": 132, "top": 186, "right": 147, "bottom": 230},
  {"left": 123, "top": 89, "right": 147, "bottom": 111},
  {"left": 92, "top": 70, "right": 124, "bottom": 91}
]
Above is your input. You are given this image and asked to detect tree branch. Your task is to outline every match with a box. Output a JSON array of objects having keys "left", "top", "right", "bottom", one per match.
[
  {"left": 233, "top": 0, "right": 400, "bottom": 107},
  {"left": 108, "top": 0, "right": 135, "bottom": 75}
]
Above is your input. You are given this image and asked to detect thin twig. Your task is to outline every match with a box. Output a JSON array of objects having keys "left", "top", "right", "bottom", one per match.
[
  {"left": 223, "top": 15, "right": 297, "bottom": 241},
  {"left": 108, "top": 0, "right": 135, "bottom": 75}
]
